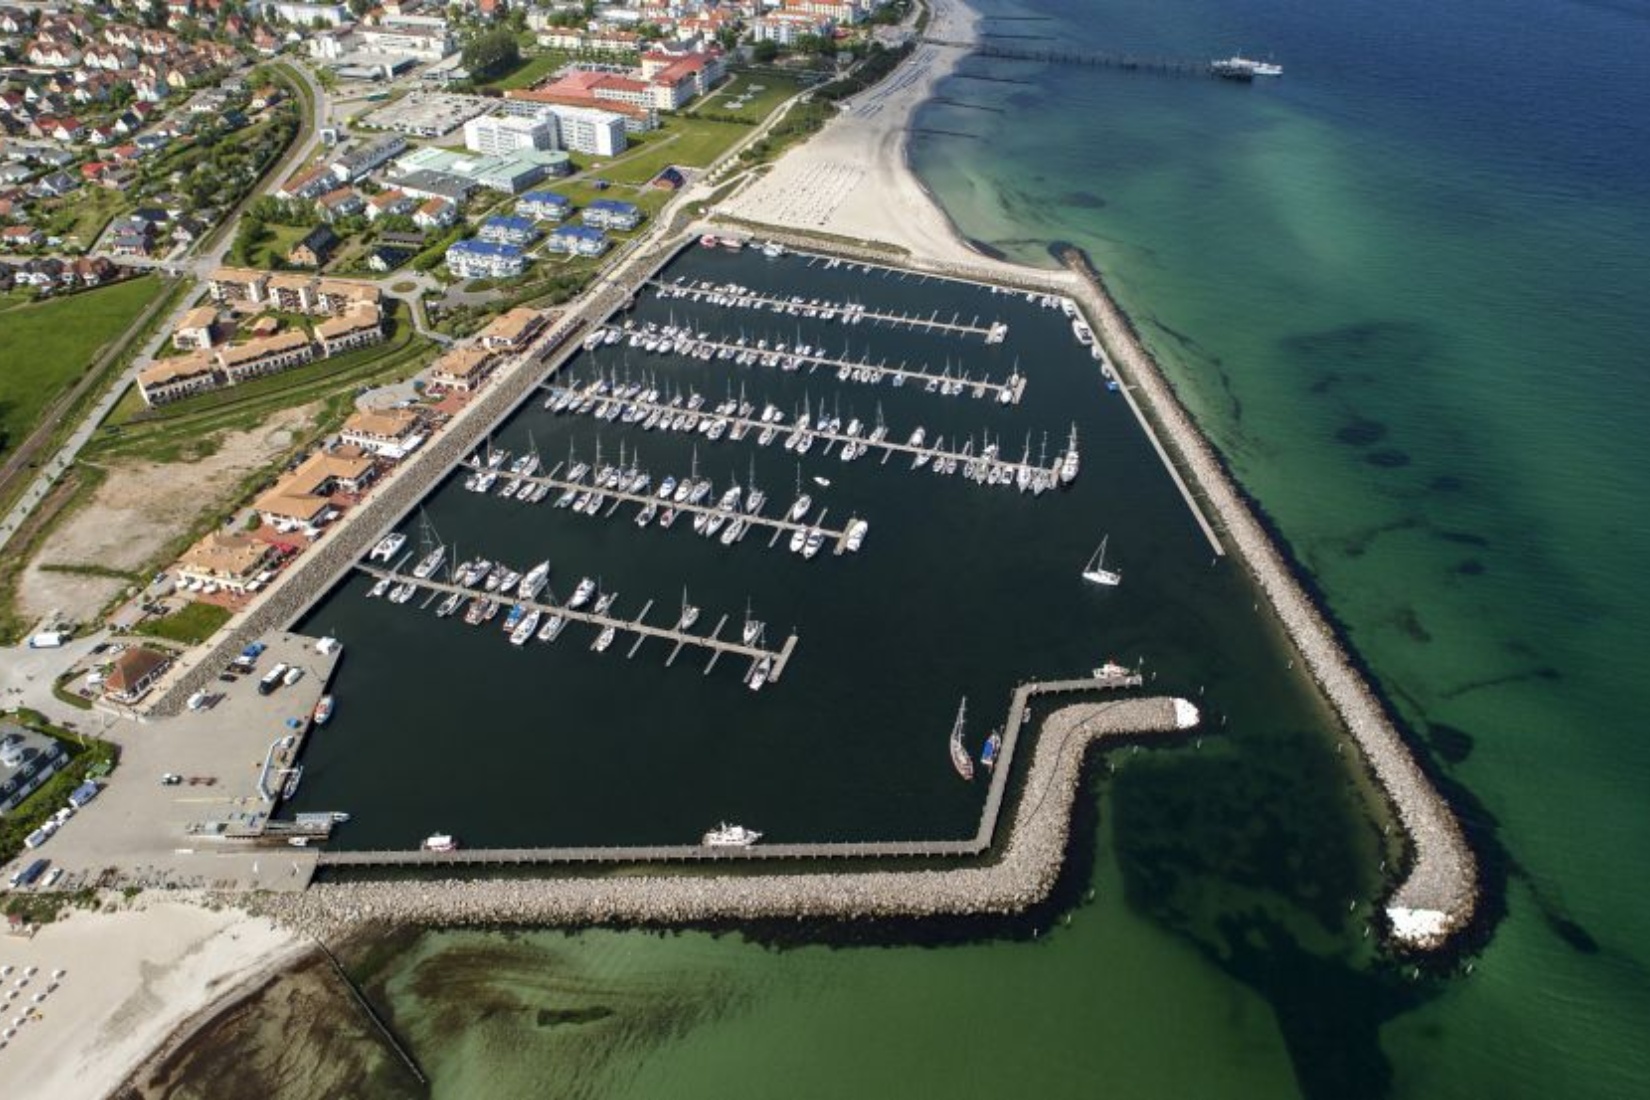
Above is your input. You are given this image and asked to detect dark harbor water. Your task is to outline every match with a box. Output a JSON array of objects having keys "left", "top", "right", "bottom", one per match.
[
  {"left": 296, "top": 249, "right": 1362, "bottom": 864},
  {"left": 197, "top": 0, "right": 1650, "bottom": 1096}
]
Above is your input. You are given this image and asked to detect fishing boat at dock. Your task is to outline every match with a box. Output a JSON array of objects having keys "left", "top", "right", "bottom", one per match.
[
  {"left": 949, "top": 698, "right": 974, "bottom": 780},
  {"left": 981, "top": 729, "right": 1002, "bottom": 770},
  {"left": 421, "top": 833, "right": 458, "bottom": 852}
]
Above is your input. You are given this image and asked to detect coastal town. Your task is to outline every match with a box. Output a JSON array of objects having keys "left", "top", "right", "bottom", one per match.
[{"left": 0, "top": 0, "right": 1482, "bottom": 1095}]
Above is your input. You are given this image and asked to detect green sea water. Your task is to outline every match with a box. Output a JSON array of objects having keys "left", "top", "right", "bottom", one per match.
[{"left": 287, "top": 0, "right": 1650, "bottom": 1096}]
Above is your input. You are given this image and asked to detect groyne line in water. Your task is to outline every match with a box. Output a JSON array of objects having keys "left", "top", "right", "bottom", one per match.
[
  {"left": 241, "top": 698, "right": 1199, "bottom": 937},
  {"left": 1056, "top": 246, "right": 1479, "bottom": 949}
]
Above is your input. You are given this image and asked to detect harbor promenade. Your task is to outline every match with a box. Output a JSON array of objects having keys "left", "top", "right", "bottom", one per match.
[{"left": 252, "top": 695, "right": 1199, "bottom": 936}]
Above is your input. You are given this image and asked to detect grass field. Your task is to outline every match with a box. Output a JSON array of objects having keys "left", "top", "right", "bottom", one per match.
[
  {"left": 692, "top": 72, "right": 814, "bottom": 123},
  {"left": 0, "top": 276, "right": 165, "bottom": 459},
  {"left": 599, "top": 118, "right": 751, "bottom": 185},
  {"left": 133, "top": 600, "right": 232, "bottom": 645},
  {"left": 33, "top": 186, "right": 135, "bottom": 247},
  {"left": 245, "top": 223, "right": 314, "bottom": 269},
  {"left": 482, "top": 51, "right": 568, "bottom": 92}
]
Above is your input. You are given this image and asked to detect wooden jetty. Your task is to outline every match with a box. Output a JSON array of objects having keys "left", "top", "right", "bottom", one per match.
[
  {"left": 543, "top": 385, "right": 1065, "bottom": 490},
  {"left": 621, "top": 329, "right": 1026, "bottom": 405},
  {"left": 923, "top": 36, "right": 1220, "bottom": 78},
  {"left": 461, "top": 460, "right": 860, "bottom": 554},
  {"left": 315, "top": 675, "right": 1154, "bottom": 869},
  {"left": 649, "top": 278, "right": 1008, "bottom": 342},
  {"left": 357, "top": 564, "right": 799, "bottom": 682}
]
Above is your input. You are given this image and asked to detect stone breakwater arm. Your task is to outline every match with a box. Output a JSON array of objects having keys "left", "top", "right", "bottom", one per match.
[
  {"left": 238, "top": 699, "right": 1197, "bottom": 937},
  {"left": 1058, "top": 249, "right": 1478, "bottom": 949}
]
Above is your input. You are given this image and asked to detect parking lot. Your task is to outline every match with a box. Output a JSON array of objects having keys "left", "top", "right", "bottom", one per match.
[{"left": 1, "top": 632, "right": 343, "bottom": 895}]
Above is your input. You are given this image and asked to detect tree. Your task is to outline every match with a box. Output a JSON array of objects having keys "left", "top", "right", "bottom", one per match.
[
  {"left": 751, "top": 40, "right": 779, "bottom": 63},
  {"left": 348, "top": 0, "right": 372, "bottom": 16},
  {"left": 462, "top": 27, "right": 521, "bottom": 80}
]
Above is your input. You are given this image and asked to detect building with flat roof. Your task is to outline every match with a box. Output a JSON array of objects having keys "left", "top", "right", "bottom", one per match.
[
  {"left": 582, "top": 198, "right": 642, "bottom": 231},
  {"left": 517, "top": 190, "right": 572, "bottom": 221},
  {"left": 329, "top": 134, "right": 409, "bottom": 183},
  {"left": 547, "top": 224, "right": 609, "bottom": 257},
  {"left": 504, "top": 88, "right": 658, "bottom": 133},
  {"left": 463, "top": 113, "right": 557, "bottom": 156},
  {"left": 357, "top": 23, "right": 454, "bottom": 60},
  {"left": 395, "top": 169, "right": 476, "bottom": 204},
  {"left": 393, "top": 146, "right": 571, "bottom": 194},
  {"left": 445, "top": 239, "right": 528, "bottom": 279}
]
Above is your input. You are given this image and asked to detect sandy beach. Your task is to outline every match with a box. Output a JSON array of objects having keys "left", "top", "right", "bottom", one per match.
[
  {"left": 0, "top": 901, "right": 305, "bottom": 1100},
  {"left": 723, "top": 0, "right": 1029, "bottom": 275}
]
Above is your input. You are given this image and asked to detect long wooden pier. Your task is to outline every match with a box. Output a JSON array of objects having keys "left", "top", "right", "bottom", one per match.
[
  {"left": 358, "top": 564, "right": 799, "bottom": 682},
  {"left": 924, "top": 36, "right": 1221, "bottom": 78},
  {"left": 649, "top": 278, "right": 1009, "bottom": 342},
  {"left": 605, "top": 327, "right": 1026, "bottom": 404},
  {"left": 544, "top": 383, "right": 1069, "bottom": 490},
  {"left": 463, "top": 459, "right": 860, "bottom": 554},
  {"left": 315, "top": 675, "right": 1156, "bottom": 869}
]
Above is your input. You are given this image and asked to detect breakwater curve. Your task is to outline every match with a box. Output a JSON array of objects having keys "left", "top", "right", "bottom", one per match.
[{"left": 240, "top": 697, "right": 1199, "bottom": 938}]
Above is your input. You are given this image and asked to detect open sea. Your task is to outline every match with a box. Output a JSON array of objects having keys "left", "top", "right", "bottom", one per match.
[{"left": 222, "top": 0, "right": 1650, "bottom": 1096}]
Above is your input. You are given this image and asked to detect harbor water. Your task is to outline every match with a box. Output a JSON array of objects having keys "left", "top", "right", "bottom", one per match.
[{"left": 215, "top": 0, "right": 1650, "bottom": 1096}]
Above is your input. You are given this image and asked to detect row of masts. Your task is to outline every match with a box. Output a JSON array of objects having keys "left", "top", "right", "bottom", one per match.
[
  {"left": 649, "top": 277, "right": 1009, "bottom": 343},
  {"left": 584, "top": 318, "right": 1024, "bottom": 403},
  {"left": 542, "top": 373, "right": 1081, "bottom": 494}
]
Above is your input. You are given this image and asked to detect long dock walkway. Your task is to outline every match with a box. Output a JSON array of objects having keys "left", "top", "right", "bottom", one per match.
[
  {"left": 544, "top": 384, "right": 1068, "bottom": 490},
  {"left": 462, "top": 459, "right": 859, "bottom": 554},
  {"left": 315, "top": 675, "right": 1164, "bottom": 869},
  {"left": 358, "top": 564, "right": 799, "bottom": 681},
  {"left": 612, "top": 327, "right": 1027, "bottom": 404},
  {"left": 649, "top": 277, "right": 1009, "bottom": 342}
]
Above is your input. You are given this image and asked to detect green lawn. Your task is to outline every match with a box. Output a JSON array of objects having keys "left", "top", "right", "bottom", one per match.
[
  {"left": 482, "top": 51, "right": 568, "bottom": 92},
  {"left": 246, "top": 223, "right": 315, "bottom": 269},
  {"left": 34, "top": 186, "right": 134, "bottom": 247},
  {"left": 599, "top": 118, "right": 751, "bottom": 184},
  {"left": 0, "top": 276, "right": 165, "bottom": 459},
  {"left": 134, "top": 600, "right": 232, "bottom": 645},
  {"left": 691, "top": 72, "right": 813, "bottom": 123}
]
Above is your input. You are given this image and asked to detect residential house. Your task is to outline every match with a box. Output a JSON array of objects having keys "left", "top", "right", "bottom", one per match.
[
  {"left": 267, "top": 272, "right": 316, "bottom": 312},
  {"left": 176, "top": 531, "right": 278, "bottom": 594},
  {"left": 315, "top": 186, "right": 364, "bottom": 222},
  {"left": 137, "top": 349, "right": 222, "bottom": 404},
  {"left": 172, "top": 305, "right": 220, "bottom": 350},
  {"left": 581, "top": 198, "right": 642, "bottom": 231},
  {"left": 426, "top": 345, "right": 498, "bottom": 391},
  {"left": 412, "top": 197, "right": 457, "bottom": 230},
  {"left": 339, "top": 406, "right": 425, "bottom": 458},
  {"left": 208, "top": 266, "right": 268, "bottom": 308},
  {"left": 254, "top": 450, "right": 377, "bottom": 531},
  {"left": 314, "top": 302, "right": 384, "bottom": 356},
  {"left": 444, "top": 239, "right": 526, "bottom": 279},
  {"left": 286, "top": 224, "right": 337, "bottom": 268},
  {"left": 546, "top": 224, "right": 608, "bottom": 257},
  {"left": 477, "top": 307, "right": 546, "bottom": 351},
  {"left": 218, "top": 329, "right": 315, "bottom": 383},
  {"left": 1, "top": 225, "right": 43, "bottom": 249},
  {"left": 476, "top": 214, "right": 537, "bottom": 247},
  {"left": 103, "top": 647, "right": 172, "bottom": 704},
  {"left": 365, "top": 190, "right": 415, "bottom": 221},
  {"left": 517, "top": 190, "right": 571, "bottom": 222}
]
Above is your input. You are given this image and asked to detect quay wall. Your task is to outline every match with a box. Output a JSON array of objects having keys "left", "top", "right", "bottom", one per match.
[
  {"left": 241, "top": 698, "right": 1195, "bottom": 939},
  {"left": 1055, "top": 247, "right": 1479, "bottom": 948}
]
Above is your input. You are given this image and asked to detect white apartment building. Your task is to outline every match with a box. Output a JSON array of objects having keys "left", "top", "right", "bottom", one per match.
[
  {"left": 463, "top": 113, "right": 559, "bottom": 156},
  {"left": 546, "top": 105, "right": 627, "bottom": 158}
]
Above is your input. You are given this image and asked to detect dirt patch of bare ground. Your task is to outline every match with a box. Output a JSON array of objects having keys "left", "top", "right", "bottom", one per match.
[
  {"left": 114, "top": 954, "right": 424, "bottom": 1100},
  {"left": 18, "top": 405, "right": 318, "bottom": 624}
]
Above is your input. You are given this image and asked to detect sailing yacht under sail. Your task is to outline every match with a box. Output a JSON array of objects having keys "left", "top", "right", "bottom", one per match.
[{"left": 1082, "top": 535, "right": 1122, "bottom": 587}]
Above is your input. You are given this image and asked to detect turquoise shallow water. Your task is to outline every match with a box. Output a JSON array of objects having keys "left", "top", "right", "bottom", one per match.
[{"left": 282, "top": 0, "right": 1650, "bottom": 1096}]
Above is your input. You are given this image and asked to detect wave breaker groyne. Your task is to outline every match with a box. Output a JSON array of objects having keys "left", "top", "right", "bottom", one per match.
[
  {"left": 699, "top": 224, "right": 1477, "bottom": 950},
  {"left": 1056, "top": 247, "right": 1480, "bottom": 949},
  {"left": 238, "top": 698, "right": 1199, "bottom": 939}
]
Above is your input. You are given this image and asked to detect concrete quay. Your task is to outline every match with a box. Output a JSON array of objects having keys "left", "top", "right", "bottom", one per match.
[{"left": 243, "top": 697, "right": 1199, "bottom": 938}]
